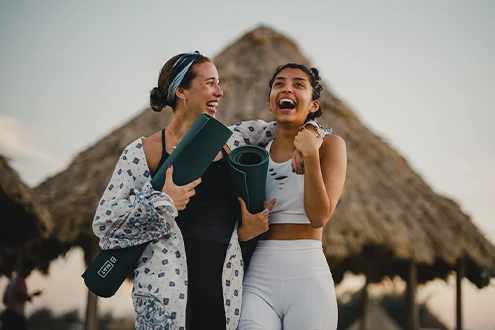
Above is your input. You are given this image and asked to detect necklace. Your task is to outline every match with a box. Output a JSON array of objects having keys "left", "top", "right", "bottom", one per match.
[{"left": 167, "top": 125, "right": 179, "bottom": 149}]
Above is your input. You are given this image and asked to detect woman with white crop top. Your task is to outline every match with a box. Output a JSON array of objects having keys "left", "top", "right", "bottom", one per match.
[{"left": 238, "top": 63, "right": 347, "bottom": 330}]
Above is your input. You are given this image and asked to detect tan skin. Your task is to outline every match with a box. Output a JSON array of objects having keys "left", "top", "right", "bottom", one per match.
[
  {"left": 255, "top": 68, "right": 347, "bottom": 241},
  {"left": 141, "top": 61, "right": 276, "bottom": 241}
]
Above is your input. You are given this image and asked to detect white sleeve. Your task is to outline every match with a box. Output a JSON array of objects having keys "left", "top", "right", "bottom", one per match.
[
  {"left": 225, "top": 119, "right": 331, "bottom": 150},
  {"left": 226, "top": 120, "right": 277, "bottom": 150},
  {"left": 92, "top": 141, "right": 178, "bottom": 250}
]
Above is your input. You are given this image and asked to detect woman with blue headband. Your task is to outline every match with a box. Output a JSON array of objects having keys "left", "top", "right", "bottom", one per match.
[{"left": 92, "top": 52, "right": 329, "bottom": 330}]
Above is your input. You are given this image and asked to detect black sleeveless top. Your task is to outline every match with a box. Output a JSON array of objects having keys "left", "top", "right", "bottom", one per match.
[{"left": 155, "top": 129, "right": 238, "bottom": 244}]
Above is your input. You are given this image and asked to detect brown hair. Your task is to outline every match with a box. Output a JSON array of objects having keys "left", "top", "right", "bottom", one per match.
[{"left": 150, "top": 53, "right": 211, "bottom": 112}]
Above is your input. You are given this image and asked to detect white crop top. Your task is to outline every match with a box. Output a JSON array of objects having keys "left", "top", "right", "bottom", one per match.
[{"left": 265, "top": 141, "right": 311, "bottom": 225}]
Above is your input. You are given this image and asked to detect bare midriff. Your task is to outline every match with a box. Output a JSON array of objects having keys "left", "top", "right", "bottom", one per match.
[{"left": 260, "top": 224, "right": 322, "bottom": 240}]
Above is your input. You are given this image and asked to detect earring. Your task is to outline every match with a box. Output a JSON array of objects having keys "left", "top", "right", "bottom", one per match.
[{"left": 183, "top": 98, "right": 186, "bottom": 107}]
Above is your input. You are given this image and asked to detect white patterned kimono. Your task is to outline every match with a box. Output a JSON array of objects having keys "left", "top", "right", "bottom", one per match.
[{"left": 92, "top": 120, "right": 288, "bottom": 330}]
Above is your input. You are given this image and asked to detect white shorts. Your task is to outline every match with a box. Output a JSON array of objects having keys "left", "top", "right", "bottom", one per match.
[{"left": 239, "top": 240, "right": 338, "bottom": 330}]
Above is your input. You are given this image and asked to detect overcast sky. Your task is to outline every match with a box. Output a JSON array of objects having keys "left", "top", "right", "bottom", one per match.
[{"left": 1, "top": 1, "right": 494, "bottom": 328}]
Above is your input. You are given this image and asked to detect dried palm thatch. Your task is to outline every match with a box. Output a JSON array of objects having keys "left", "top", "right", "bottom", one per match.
[
  {"left": 0, "top": 155, "right": 54, "bottom": 275},
  {"left": 33, "top": 25, "right": 495, "bottom": 287}
]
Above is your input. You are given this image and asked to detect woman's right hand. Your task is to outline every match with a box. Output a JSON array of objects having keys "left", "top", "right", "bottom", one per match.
[
  {"left": 237, "top": 198, "right": 276, "bottom": 242},
  {"left": 162, "top": 165, "right": 202, "bottom": 211}
]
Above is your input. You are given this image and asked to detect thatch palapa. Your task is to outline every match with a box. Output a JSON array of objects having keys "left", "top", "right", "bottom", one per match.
[
  {"left": 33, "top": 26, "right": 495, "bottom": 288},
  {"left": 0, "top": 155, "right": 53, "bottom": 275}
]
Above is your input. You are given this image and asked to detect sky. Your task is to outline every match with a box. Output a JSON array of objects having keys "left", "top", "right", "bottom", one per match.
[{"left": 0, "top": 0, "right": 494, "bottom": 329}]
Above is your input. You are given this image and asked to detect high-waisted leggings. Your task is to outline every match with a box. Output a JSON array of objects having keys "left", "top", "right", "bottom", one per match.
[{"left": 238, "top": 240, "right": 338, "bottom": 330}]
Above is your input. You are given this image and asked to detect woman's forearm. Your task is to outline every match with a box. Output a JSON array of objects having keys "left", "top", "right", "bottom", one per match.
[{"left": 303, "top": 153, "right": 331, "bottom": 228}]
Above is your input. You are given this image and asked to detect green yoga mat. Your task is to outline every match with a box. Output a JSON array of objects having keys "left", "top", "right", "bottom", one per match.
[
  {"left": 82, "top": 113, "right": 232, "bottom": 298},
  {"left": 228, "top": 145, "right": 270, "bottom": 270}
]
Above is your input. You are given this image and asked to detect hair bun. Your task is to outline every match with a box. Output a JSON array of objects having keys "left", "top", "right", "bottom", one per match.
[{"left": 150, "top": 87, "right": 167, "bottom": 112}]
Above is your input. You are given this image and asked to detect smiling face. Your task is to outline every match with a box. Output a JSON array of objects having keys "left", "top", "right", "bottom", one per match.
[
  {"left": 268, "top": 67, "right": 319, "bottom": 126},
  {"left": 179, "top": 61, "right": 223, "bottom": 117}
]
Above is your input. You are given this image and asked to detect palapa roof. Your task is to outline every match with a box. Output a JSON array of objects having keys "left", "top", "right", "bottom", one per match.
[
  {"left": 33, "top": 26, "right": 495, "bottom": 287},
  {"left": 0, "top": 155, "right": 53, "bottom": 275}
]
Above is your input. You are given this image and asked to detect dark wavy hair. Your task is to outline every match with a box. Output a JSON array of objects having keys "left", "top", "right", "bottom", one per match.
[{"left": 268, "top": 63, "right": 323, "bottom": 121}]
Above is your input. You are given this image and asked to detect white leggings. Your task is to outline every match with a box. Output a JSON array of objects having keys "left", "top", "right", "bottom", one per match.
[{"left": 238, "top": 240, "right": 338, "bottom": 330}]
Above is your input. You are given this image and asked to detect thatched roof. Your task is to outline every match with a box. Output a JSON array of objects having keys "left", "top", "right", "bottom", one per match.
[
  {"left": 33, "top": 25, "right": 495, "bottom": 287},
  {"left": 0, "top": 155, "right": 54, "bottom": 275},
  {"left": 0, "top": 155, "right": 52, "bottom": 245},
  {"left": 347, "top": 304, "right": 404, "bottom": 330}
]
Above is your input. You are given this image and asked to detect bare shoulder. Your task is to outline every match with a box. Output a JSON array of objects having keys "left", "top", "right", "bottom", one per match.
[
  {"left": 142, "top": 131, "right": 162, "bottom": 155},
  {"left": 142, "top": 131, "right": 163, "bottom": 173},
  {"left": 321, "top": 134, "right": 346, "bottom": 155}
]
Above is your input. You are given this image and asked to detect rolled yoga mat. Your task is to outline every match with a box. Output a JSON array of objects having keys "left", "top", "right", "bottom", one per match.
[
  {"left": 82, "top": 113, "right": 232, "bottom": 298},
  {"left": 228, "top": 145, "right": 269, "bottom": 270}
]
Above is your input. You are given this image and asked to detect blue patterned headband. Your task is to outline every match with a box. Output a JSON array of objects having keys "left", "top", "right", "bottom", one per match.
[{"left": 167, "top": 50, "right": 201, "bottom": 103}]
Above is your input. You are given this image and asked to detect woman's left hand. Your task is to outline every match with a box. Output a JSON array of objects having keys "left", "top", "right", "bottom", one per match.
[
  {"left": 237, "top": 198, "right": 276, "bottom": 242},
  {"left": 294, "top": 128, "right": 323, "bottom": 160}
]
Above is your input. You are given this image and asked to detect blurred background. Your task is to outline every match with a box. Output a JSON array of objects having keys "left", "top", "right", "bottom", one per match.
[{"left": 1, "top": 1, "right": 494, "bottom": 329}]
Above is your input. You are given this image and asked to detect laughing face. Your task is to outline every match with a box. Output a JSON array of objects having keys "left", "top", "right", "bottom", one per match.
[
  {"left": 181, "top": 62, "right": 223, "bottom": 117},
  {"left": 268, "top": 68, "right": 319, "bottom": 126}
]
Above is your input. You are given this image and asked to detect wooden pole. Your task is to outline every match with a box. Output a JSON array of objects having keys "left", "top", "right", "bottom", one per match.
[
  {"left": 456, "top": 259, "right": 465, "bottom": 330},
  {"left": 84, "top": 289, "right": 98, "bottom": 330},
  {"left": 406, "top": 261, "right": 418, "bottom": 330},
  {"left": 359, "top": 277, "right": 370, "bottom": 330},
  {"left": 84, "top": 242, "right": 99, "bottom": 330}
]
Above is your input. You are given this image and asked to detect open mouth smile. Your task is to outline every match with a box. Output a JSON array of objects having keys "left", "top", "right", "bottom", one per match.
[
  {"left": 278, "top": 98, "right": 296, "bottom": 111},
  {"left": 206, "top": 101, "right": 219, "bottom": 112}
]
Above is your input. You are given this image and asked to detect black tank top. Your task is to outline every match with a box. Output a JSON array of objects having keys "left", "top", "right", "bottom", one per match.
[{"left": 155, "top": 129, "right": 238, "bottom": 244}]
